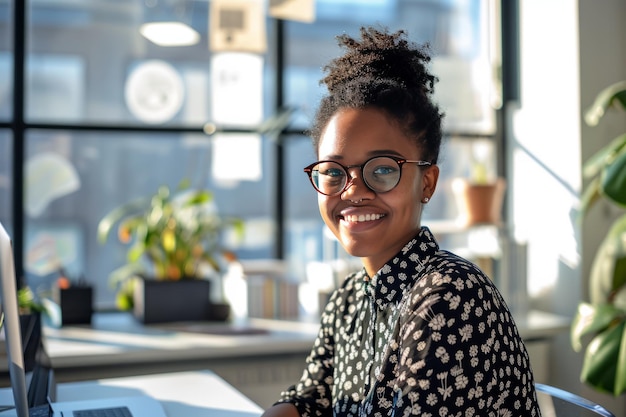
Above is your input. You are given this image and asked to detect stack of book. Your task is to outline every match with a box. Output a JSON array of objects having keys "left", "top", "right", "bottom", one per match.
[
  {"left": 246, "top": 275, "right": 299, "bottom": 320},
  {"left": 240, "top": 259, "right": 300, "bottom": 320}
]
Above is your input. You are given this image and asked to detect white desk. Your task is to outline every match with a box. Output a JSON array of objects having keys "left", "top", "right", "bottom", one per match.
[{"left": 0, "top": 370, "right": 263, "bottom": 417}]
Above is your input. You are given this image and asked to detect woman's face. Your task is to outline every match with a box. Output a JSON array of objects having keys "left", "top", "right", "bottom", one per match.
[{"left": 316, "top": 107, "right": 439, "bottom": 275}]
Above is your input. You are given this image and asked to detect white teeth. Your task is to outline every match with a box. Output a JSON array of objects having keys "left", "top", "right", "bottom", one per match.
[{"left": 344, "top": 213, "right": 383, "bottom": 223}]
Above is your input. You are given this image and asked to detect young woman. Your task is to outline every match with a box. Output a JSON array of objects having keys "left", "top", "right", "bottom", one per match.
[{"left": 262, "top": 26, "right": 541, "bottom": 417}]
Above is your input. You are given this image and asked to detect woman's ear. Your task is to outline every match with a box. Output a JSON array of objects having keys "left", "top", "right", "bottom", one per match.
[{"left": 421, "top": 164, "right": 439, "bottom": 202}]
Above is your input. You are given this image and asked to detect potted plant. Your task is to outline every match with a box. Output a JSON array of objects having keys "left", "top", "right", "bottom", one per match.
[
  {"left": 97, "top": 180, "right": 244, "bottom": 323},
  {"left": 571, "top": 80, "right": 626, "bottom": 396},
  {"left": 451, "top": 141, "right": 506, "bottom": 226},
  {"left": 12, "top": 286, "right": 52, "bottom": 371}
]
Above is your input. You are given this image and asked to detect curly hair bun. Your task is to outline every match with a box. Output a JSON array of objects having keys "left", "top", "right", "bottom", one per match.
[{"left": 322, "top": 26, "right": 437, "bottom": 97}]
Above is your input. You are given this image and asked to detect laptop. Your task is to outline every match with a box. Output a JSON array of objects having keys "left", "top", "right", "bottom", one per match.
[{"left": 0, "top": 222, "right": 168, "bottom": 417}]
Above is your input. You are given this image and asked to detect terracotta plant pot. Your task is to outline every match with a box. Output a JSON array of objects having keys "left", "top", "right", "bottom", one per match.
[{"left": 451, "top": 178, "right": 506, "bottom": 226}]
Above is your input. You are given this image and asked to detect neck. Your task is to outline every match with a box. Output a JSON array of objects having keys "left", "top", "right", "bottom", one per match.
[{"left": 361, "top": 259, "right": 378, "bottom": 278}]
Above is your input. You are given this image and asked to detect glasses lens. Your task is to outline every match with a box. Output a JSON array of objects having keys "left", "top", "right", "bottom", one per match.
[
  {"left": 310, "top": 161, "right": 347, "bottom": 195},
  {"left": 363, "top": 157, "right": 401, "bottom": 193}
]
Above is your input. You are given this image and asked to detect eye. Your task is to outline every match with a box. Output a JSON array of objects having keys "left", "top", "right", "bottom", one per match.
[
  {"left": 372, "top": 165, "right": 398, "bottom": 176},
  {"left": 365, "top": 158, "right": 402, "bottom": 190},
  {"left": 320, "top": 167, "right": 346, "bottom": 178}
]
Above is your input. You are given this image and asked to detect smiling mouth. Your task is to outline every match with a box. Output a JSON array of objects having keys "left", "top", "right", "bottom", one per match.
[{"left": 341, "top": 213, "right": 385, "bottom": 223}]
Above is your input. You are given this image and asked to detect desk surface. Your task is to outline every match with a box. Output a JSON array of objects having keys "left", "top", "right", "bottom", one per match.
[
  {"left": 0, "top": 370, "right": 262, "bottom": 417},
  {"left": 41, "top": 310, "right": 569, "bottom": 369},
  {"left": 42, "top": 313, "right": 322, "bottom": 370}
]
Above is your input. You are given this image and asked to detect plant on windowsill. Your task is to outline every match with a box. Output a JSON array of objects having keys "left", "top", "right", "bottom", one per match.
[
  {"left": 97, "top": 179, "right": 244, "bottom": 323},
  {"left": 570, "top": 80, "right": 626, "bottom": 396},
  {"left": 450, "top": 142, "right": 506, "bottom": 227}
]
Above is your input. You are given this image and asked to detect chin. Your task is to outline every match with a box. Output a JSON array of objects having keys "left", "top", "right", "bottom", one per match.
[{"left": 337, "top": 237, "right": 372, "bottom": 258}]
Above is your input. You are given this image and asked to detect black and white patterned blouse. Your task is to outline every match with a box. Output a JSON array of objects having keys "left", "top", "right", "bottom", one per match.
[{"left": 276, "top": 227, "right": 541, "bottom": 417}]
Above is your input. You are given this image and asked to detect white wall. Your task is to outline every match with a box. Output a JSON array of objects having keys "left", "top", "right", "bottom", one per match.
[
  {"left": 511, "top": 0, "right": 583, "bottom": 402},
  {"left": 512, "top": 0, "right": 626, "bottom": 414}
]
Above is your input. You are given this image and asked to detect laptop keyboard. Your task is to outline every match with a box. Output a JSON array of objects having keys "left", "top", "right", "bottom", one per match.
[{"left": 73, "top": 406, "right": 132, "bottom": 417}]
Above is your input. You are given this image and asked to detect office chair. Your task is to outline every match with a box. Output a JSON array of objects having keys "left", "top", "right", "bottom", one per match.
[{"left": 535, "top": 383, "right": 616, "bottom": 417}]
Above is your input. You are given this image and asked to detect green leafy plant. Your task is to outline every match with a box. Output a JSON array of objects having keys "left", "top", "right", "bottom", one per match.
[
  {"left": 571, "top": 80, "right": 626, "bottom": 396},
  {"left": 97, "top": 180, "right": 244, "bottom": 310},
  {"left": 17, "top": 286, "right": 48, "bottom": 314},
  {"left": 0, "top": 286, "right": 51, "bottom": 330}
]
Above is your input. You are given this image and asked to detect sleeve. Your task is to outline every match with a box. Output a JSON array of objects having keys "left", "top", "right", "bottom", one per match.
[
  {"left": 273, "top": 288, "right": 339, "bottom": 417},
  {"left": 391, "top": 268, "right": 535, "bottom": 416}
]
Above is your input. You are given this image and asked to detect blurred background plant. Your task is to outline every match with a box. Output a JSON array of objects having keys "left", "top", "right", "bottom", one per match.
[
  {"left": 97, "top": 179, "right": 244, "bottom": 310},
  {"left": 571, "top": 80, "right": 626, "bottom": 396},
  {"left": 17, "top": 285, "right": 48, "bottom": 315}
]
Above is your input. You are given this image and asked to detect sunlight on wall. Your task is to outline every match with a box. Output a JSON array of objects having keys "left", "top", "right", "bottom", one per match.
[
  {"left": 512, "top": 0, "right": 581, "bottom": 302},
  {"left": 509, "top": 137, "right": 580, "bottom": 297}
]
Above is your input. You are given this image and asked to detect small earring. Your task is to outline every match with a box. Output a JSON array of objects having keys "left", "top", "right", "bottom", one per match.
[{"left": 422, "top": 197, "right": 430, "bottom": 203}]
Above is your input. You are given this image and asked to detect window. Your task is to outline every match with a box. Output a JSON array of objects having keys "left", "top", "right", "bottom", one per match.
[
  {"left": 0, "top": 0, "right": 11, "bottom": 121},
  {"left": 0, "top": 131, "right": 11, "bottom": 228},
  {"left": 2, "top": 0, "right": 501, "bottom": 309}
]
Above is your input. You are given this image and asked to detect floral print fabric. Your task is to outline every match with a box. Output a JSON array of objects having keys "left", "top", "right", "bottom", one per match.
[{"left": 276, "top": 227, "right": 541, "bottom": 417}]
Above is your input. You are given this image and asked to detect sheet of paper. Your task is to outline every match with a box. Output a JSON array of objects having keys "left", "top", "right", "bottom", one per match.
[
  {"left": 211, "top": 133, "right": 262, "bottom": 184},
  {"left": 210, "top": 53, "right": 264, "bottom": 126},
  {"left": 209, "top": 0, "right": 266, "bottom": 53}
]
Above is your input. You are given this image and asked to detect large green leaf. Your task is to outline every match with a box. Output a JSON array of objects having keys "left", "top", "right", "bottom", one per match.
[
  {"left": 601, "top": 141, "right": 626, "bottom": 206},
  {"left": 581, "top": 319, "right": 626, "bottom": 396},
  {"left": 571, "top": 302, "right": 625, "bottom": 351},
  {"left": 589, "top": 214, "right": 626, "bottom": 303},
  {"left": 606, "top": 214, "right": 626, "bottom": 297},
  {"left": 585, "top": 80, "right": 626, "bottom": 126},
  {"left": 583, "top": 133, "right": 626, "bottom": 180}
]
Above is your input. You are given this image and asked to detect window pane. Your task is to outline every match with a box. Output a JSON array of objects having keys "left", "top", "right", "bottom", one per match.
[
  {"left": 284, "top": 134, "right": 322, "bottom": 281},
  {"left": 284, "top": 0, "right": 498, "bottom": 134},
  {"left": 0, "top": 0, "right": 12, "bottom": 121},
  {"left": 24, "top": 130, "right": 276, "bottom": 308},
  {"left": 0, "top": 130, "right": 11, "bottom": 226},
  {"left": 26, "top": 1, "right": 276, "bottom": 126}
]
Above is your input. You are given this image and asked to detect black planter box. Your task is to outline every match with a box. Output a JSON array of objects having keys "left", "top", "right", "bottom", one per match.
[
  {"left": 19, "top": 313, "right": 45, "bottom": 371},
  {"left": 55, "top": 286, "right": 93, "bottom": 325},
  {"left": 133, "top": 278, "right": 212, "bottom": 324}
]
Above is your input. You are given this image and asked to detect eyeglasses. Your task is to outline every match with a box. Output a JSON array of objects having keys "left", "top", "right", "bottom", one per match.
[{"left": 303, "top": 155, "right": 432, "bottom": 196}]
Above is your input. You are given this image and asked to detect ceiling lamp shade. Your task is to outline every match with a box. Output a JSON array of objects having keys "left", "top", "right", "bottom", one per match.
[{"left": 140, "top": 21, "right": 200, "bottom": 47}]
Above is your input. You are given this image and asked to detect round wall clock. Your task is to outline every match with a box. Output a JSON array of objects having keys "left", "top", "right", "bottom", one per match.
[{"left": 125, "top": 60, "right": 185, "bottom": 124}]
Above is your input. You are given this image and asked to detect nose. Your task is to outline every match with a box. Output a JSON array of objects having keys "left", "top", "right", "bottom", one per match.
[{"left": 341, "top": 167, "right": 373, "bottom": 201}]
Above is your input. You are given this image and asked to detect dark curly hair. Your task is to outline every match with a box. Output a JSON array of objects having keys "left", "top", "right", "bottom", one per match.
[{"left": 309, "top": 26, "right": 444, "bottom": 164}]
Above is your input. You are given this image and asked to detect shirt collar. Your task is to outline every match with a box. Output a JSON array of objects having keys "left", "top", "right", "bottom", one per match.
[{"left": 363, "top": 226, "right": 439, "bottom": 308}]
